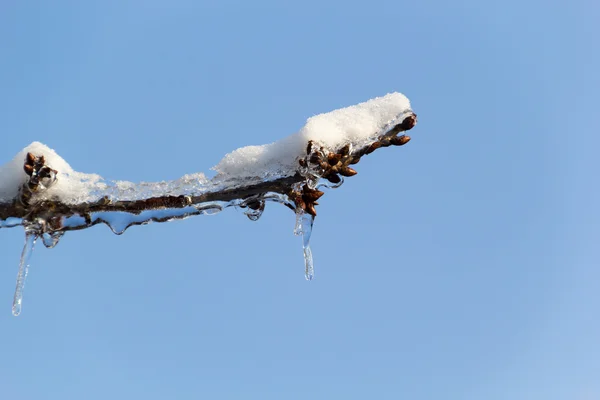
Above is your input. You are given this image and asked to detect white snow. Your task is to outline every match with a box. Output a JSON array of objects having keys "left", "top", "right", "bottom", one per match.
[{"left": 213, "top": 92, "right": 412, "bottom": 178}]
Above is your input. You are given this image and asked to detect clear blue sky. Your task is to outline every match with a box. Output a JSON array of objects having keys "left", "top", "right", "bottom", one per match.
[{"left": 0, "top": 1, "right": 598, "bottom": 399}]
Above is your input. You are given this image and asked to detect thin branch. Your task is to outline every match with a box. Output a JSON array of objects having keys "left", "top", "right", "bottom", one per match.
[{"left": 0, "top": 113, "right": 417, "bottom": 233}]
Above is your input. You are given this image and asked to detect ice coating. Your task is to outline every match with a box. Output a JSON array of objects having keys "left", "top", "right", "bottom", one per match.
[{"left": 213, "top": 92, "right": 412, "bottom": 178}]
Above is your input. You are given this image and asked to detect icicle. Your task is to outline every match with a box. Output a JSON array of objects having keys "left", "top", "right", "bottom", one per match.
[
  {"left": 301, "top": 213, "right": 315, "bottom": 280},
  {"left": 305, "top": 175, "right": 320, "bottom": 190},
  {"left": 12, "top": 227, "right": 39, "bottom": 316},
  {"left": 294, "top": 210, "right": 315, "bottom": 280},
  {"left": 294, "top": 210, "right": 304, "bottom": 236}
]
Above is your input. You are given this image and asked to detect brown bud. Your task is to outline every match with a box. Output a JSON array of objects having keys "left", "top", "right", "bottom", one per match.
[
  {"left": 380, "top": 138, "right": 391, "bottom": 147},
  {"left": 306, "top": 141, "right": 313, "bottom": 155},
  {"left": 327, "top": 153, "right": 342, "bottom": 165},
  {"left": 391, "top": 135, "right": 411, "bottom": 146},
  {"left": 313, "top": 190, "right": 325, "bottom": 200},
  {"left": 364, "top": 142, "right": 381, "bottom": 154},
  {"left": 298, "top": 159, "right": 306, "bottom": 167},
  {"left": 39, "top": 155, "right": 45, "bottom": 165},
  {"left": 326, "top": 173, "right": 341, "bottom": 184},
  {"left": 305, "top": 203, "right": 317, "bottom": 217},
  {"left": 309, "top": 153, "right": 321, "bottom": 164},
  {"left": 25, "top": 152, "right": 36, "bottom": 165},
  {"left": 349, "top": 156, "right": 361, "bottom": 165},
  {"left": 339, "top": 144, "right": 351, "bottom": 156},
  {"left": 400, "top": 114, "right": 417, "bottom": 131},
  {"left": 339, "top": 166, "right": 357, "bottom": 177},
  {"left": 23, "top": 164, "right": 34, "bottom": 176},
  {"left": 302, "top": 190, "right": 324, "bottom": 202}
]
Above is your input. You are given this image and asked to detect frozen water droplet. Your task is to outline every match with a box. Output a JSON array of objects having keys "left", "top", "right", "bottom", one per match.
[
  {"left": 12, "top": 228, "right": 38, "bottom": 316},
  {"left": 294, "top": 210, "right": 315, "bottom": 280},
  {"left": 203, "top": 207, "right": 222, "bottom": 215},
  {"left": 195, "top": 203, "right": 223, "bottom": 215},
  {"left": 94, "top": 212, "right": 132, "bottom": 235},
  {"left": 244, "top": 200, "right": 265, "bottom": 221},
  {"left": 0, "top": 217, "right": 23, "bottom": 228},
  {"left": 38, "top": 167, "right": 57, "bottom": 189},
  {"left": 317, "top": 176, "right": 344, "bottom": 189},
  {"left": 306, "top": 176, "right": 320, "bottom": 190},
  {"left": 41, "top": 231, "right": 64, "bottom": 248}
]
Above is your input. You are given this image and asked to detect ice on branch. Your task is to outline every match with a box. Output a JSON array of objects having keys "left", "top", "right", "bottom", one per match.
[{"left": 0, "top": 92, "right": 417, "bottom": 315}]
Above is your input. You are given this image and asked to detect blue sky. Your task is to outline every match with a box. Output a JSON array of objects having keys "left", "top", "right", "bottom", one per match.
[{"left": 0, "top": 1, "right": 598, "bottom": 399}]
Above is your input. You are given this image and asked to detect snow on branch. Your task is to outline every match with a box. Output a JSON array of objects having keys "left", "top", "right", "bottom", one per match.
[{"left": 0, "top": 93, "right": 417, "bottom": 315}]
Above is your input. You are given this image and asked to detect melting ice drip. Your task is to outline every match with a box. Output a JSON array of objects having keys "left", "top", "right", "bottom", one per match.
[
  {"left": 12, "top": 226, "right": 37, "bottom": 316},
  {"left": 0, "top": 92, "right": 414, "bottom": 315},
  {"left": 294, "top": 210, "right": 315, "bottom": 280}
]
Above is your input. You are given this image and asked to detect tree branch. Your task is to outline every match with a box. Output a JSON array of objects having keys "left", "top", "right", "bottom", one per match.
[{"left": 0, "top": 113, "right": 417, "bottom": 235}]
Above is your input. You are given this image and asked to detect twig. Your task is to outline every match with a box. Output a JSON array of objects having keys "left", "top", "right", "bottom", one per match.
[{"left": 0, "top": 113, "right": 417, "bottom": 232}]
